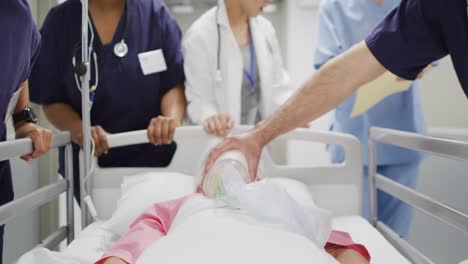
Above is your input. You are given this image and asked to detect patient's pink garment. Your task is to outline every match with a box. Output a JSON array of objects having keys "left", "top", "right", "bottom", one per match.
[{"left": 96, "top": 195, "right": 370, "bottom": 264}]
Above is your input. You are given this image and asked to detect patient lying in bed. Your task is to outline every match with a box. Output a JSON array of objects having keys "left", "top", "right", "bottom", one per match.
[
  {"left": 98, "top": 148, "right": 370, "bottom": 264},
  {"left": 97, "top": 184, "right": 370, "bottom": 264}
]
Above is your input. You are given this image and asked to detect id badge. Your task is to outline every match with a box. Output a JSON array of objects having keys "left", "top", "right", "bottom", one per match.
[{"left": 138, "top": 49, "right": 168, "bottom": 76}]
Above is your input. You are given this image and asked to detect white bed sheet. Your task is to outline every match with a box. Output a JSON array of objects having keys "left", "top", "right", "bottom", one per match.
[
  {"left": 61, "top": 221, "right": 117, "bottom": 263},
  {"left": 332, "top": 216, "right": 411, "bottom": 264},
  {"left": 60, "top": 216, "right": 411, "bottom": 264}
]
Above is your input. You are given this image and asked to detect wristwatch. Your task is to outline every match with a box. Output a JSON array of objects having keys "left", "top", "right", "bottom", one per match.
[{"left": 12, "top": 107, "right": 38, "bottom": 126}]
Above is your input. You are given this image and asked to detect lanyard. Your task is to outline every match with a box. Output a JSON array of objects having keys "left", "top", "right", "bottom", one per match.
[{"left": 243, "top": 41, "right": 256, "bottom": 96}]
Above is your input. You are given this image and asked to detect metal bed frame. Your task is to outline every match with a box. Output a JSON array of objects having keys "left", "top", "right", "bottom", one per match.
[
  {"left": 0, "top": 127, "right": 467, "bottom": 263},
  {"left": 84, "top": 126, "right": 363, "bottom": 221},
  {"left": 368, "top": 127, "right": 468, "bottom": 264},
  {"left": 0, "top": 132, "right": 74, "bottom": 250}
]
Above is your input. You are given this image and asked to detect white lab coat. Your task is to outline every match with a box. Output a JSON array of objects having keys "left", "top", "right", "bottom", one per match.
[{"left": 183, "top": 0, "right": 293, "bottom": 125}]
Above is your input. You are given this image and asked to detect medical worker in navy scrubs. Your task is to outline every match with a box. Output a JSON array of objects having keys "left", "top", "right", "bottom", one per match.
[
  {"left": 205, "top": 0, "right": 468, "bottom": 208},
  {"left": 0, "top": 0, "right": 53, "bottom": 261},
  {"left": 30, "top": 0, "right": 186, "bottom": 200}
]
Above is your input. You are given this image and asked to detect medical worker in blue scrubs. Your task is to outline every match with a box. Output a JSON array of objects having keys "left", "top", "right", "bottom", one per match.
[
  {"left": 0, "top": 0, "right": 53, "bottom": 261},
  {"left": 205, "top": 0, "right": 468, "bottom": 227},
  {"left": 30, "top": 0, "right": 186, "bottom": 200},
  {"left": 315, "top": 0, "right": 434, "bottom": 238}
]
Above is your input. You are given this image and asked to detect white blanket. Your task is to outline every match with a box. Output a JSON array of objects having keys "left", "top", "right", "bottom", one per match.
[
  {"left": 17, "top": 222, "right": 116, "bottom": 264},
  {"left": 18, "top": 178, "right": 335, "bottom": 264},
  {"left": 136, "top": 196, "right": 339, "bottom": 264},
  {"left": 17, "top": 248, "right": 91, "bottom": 264}
]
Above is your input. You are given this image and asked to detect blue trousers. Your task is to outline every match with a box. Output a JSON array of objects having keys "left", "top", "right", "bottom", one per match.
[{"left": 363, "top": 162, "right": 420, "bottom": 239}]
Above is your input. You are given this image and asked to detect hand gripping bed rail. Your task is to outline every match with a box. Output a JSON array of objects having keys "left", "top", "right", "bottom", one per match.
[
  {"left": 369, "top": 127, "right": 468, "bottom": 264},
  {"left": 0, "top": 132, "right": 75, "bottom": 249},
  {"left": 84, "top": 126, "right": 363, "bottom": 223},
  {"left": 105, "top": 126, "right": 362, "bottom": 185}
]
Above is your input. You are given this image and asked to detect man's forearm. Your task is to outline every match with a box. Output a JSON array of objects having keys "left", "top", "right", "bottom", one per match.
[
  {"left": 43, "top": 103, "right": 82, "bottom": 133},
  {"left": 161, "top": 82, "right": 186, "bottom": 124},
  {"left": 254, "top": 42, "right": 387, "bottom": 145},
  {"left": 14, "top": 81, "right": 30, "bottom": 114},
  {"left": 14, "top": 81, "right": 34, "bottom": 130}
]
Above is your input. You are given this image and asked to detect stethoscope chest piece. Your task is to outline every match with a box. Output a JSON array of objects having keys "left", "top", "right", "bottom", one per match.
[
  {"left": 114, "top": 41, "right": 129, "bottom": 58},
  {"left": 215, "top": 70, "right": 223, "bottom": 83}
]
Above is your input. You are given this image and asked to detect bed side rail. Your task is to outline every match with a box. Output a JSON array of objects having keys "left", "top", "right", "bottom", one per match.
[
  {"left": 105, "top": 126, "right": 363, "bottom": 185},
  {"left": 369, "top": 127, "right": 468, "bottom": 264},
  {"left": 85, "top": 126, "right": 362, "bottom": 222},
  {"left": 0, "top": 132, "right": 74, "bottom": 250}
]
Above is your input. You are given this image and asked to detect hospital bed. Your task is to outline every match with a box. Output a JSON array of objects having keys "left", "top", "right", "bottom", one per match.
[{"left": 1, "top": 127, "right": 467, "bottom": 263}]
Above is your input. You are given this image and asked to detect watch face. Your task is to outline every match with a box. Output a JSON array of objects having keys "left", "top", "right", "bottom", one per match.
[{"left": 26, "top": 108, "right": 38, "bottom": 123}]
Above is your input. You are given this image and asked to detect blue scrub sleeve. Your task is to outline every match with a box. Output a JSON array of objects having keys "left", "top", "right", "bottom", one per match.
[
  {"left": 314, "top": 3, "right": 342, "bottom": 70},
  {"left": 158, "top": 4, "right": 185, "bottom": 96},
  {"left": 29, "top": 7, "right": 68, "bottom": 105},
  {"left": 365, "top": 0, "right": 448, "bottom": 80}
]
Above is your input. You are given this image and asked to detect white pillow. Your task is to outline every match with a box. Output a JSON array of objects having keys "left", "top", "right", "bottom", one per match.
[{"left": 105, "top": 172, "right": 196, "bottom": 235}]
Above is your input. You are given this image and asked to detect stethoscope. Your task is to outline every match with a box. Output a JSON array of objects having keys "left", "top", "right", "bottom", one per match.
[
  {"left": 466, "top": 0, "right": 468, "bottom": 16},
  {"left": 215, "top": 3, "right": 271, "bottom": 96},
  {"left": 73, "top": 1, "right": 129, "bottom": 97}
]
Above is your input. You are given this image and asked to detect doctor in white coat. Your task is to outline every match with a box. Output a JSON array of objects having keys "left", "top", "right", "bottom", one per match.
[{"left": 183, "top": 0, "right": 293, "bottom": 137}]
